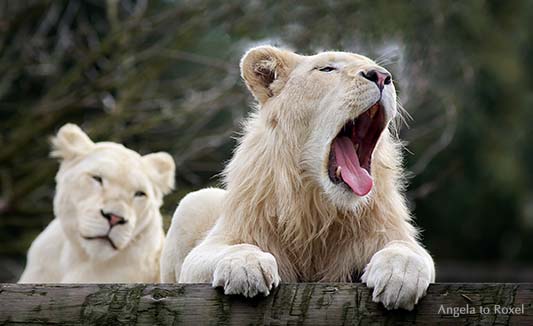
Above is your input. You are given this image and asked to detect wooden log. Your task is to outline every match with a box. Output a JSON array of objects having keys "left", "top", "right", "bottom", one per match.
[{"left": 0, "top": 283, "right": 531, "bottom": 325}]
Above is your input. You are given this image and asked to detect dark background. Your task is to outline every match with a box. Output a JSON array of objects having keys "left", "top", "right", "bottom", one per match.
[{"left": 1, "top": 0, "right": 532, "bottom": 282}]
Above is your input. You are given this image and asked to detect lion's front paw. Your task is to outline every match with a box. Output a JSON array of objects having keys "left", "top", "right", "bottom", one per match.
[
  {"left": 212, "top": 249, "right": 280, "bottom": 297},
  {"left": 361, "top": 248, "right": 431, "bottom": 311}
]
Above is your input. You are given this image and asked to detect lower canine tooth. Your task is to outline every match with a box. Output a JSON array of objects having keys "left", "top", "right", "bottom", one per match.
[
  {"left": 369, "top": 106, "right": 377, "bottom": 118},
  {"left": 336, "top": 166, "right": 342, "bottom": 178}
]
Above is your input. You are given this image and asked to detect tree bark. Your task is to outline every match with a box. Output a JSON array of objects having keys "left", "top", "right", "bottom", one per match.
[{"left": 0, "top": 283, "right": 531, "bottom": 325}]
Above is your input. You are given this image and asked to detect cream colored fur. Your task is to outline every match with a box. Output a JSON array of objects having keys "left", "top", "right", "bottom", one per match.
[
  {"left": 161, "top": 46, "right": 435, "bottom": 310},
  {"left": 19, "top": 123, "right": 175, "bottom": 283}
]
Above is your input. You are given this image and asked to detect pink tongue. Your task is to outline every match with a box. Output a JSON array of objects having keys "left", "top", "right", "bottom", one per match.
[{"left": 333, "top": 137, "right": 373, "bottom": 196}]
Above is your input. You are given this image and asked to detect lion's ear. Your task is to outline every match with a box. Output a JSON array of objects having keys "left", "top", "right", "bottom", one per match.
[
  {"left": 51, "top": 123, "right": 95, "bottom": 161},
  {"left": 143, "top": 152, "right": 175, "bottom": 195},
  {"left": 240, "top": 45, "right": 301, "bottom": 104}
]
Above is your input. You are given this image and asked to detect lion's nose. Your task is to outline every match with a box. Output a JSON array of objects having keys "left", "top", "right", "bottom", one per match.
[
  {"left": 361, "top": 69, "right": 391, "bottom": 91},
  {"left": 100, "top": 210, "right": 127, "bottom": 227}
]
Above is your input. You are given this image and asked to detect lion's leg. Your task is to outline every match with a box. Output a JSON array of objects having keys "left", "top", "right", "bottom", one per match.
[
  {"left": 361, "top": 240, "right": 435, "bottom": 311},
  {"left": 179, "top": 223, "right": 281, "bottom": 297},
  {"left": 160, "top": 188, "right": 227, "bottom": 282}
]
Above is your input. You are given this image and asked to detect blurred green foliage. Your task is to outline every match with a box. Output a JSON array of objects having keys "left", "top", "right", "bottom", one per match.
[{"left": 1, "top": 0, "right": 532, "bottom": 276}]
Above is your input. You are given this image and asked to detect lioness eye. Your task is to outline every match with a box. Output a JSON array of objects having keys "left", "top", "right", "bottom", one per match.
[
  {"left": 135, "top": 191, "right": 147, "bottom": 197},
  {"left": 318, "top": 66, "right": 336, "bottom": 72},
  {"left": 92, "top": 175, "right": 103, "bottom": 184}
]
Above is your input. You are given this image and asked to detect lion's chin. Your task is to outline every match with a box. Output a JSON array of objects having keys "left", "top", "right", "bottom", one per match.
[
  {"left": 80, "top": 235, "right": 126, "bottom": 260},
  {"left": 82, "top": 235, "right": 118, "bottom": 250},
  {"left": 327, "top": 102, "right": 386, "bottom": 196}
]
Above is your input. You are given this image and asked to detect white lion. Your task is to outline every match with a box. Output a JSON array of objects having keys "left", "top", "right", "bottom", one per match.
[
  {"left": 161, "top": 46, "right": 435, "bottom": 310},
  {"left": 19, "top": 123, "right": 175, "bottom": 283}
]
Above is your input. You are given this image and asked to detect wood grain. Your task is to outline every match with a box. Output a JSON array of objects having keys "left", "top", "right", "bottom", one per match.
[{"left": 0, "top": 283, "right": 532, "bottom": 325}]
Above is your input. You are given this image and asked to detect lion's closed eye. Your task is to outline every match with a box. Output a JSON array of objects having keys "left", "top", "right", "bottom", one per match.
[
  {"left": 318, "top": 66, "right": 337, "bottom": 72},
  {"left": 92, "top": 175, "right": 103, "bottom": 184},
  {"left": 134, "top": 191, "right": 147, "bottom": 197}
]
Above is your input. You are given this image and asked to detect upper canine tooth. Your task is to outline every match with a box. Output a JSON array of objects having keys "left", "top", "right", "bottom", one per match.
[{"left": 336, "top": 166, "right": 342, "bottom": 178}]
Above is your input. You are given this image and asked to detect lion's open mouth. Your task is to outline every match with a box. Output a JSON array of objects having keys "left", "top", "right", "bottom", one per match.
[
  {"left": 328, "top": 102, "right": 386, "bottom": 196},
  {"left": 83, "top": 235, "right": 118, "bottom": 250}
]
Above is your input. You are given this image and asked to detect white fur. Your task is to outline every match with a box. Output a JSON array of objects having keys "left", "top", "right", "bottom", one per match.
[
  {"left": 19, "top": 123, "right": 175, "bottom": 283},
  {"left": 161, "top": 46, "right": 435, "bottom": 310}
]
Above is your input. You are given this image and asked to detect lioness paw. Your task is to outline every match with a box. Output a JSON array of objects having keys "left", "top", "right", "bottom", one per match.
[
  {"left": 212, "top": 251, "right": 280, "bottom": 297},
  {"left": 361, "top": 248, "right": 431, "bottom": 311}
]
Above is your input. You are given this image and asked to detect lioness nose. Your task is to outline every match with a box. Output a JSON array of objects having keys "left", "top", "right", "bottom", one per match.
[
  {"left": 361, "top": 69, "right": 391, "bottom": 91},
  {"left": 100, "top": 210, "right": 127, "bottom": 227}
]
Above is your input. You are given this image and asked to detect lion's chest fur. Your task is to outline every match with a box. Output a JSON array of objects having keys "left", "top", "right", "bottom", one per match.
[
  {"left": 223, "top": 110, "right": 409, "bottom": 283},
  {"left": 247, "top": 209, "right": 385, "bottom": 283}
]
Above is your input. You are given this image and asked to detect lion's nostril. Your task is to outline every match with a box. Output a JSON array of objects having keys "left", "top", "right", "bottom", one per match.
[
  {"left": 361, "top": 69, "right": 392, "bottom": 91},
  {"left": 362, "top": 70, "right": 378, "bottom": 83},
  {"left": 100, "top": 210, "right": 127, "bottom": 227},
  {"left": 110, "top": 215, "right": 125, "bottom": 226}
]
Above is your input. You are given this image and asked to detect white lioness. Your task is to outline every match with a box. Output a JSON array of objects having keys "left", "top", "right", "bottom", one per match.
[
  {"left": 19, "top": 123, "right": 175, "bottom": 283},
  {"left": 161, "top": 46, "right": 435, "bottom": 310}
]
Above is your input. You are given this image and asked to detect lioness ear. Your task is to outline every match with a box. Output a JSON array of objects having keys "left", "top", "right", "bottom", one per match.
[
  {"left": 51, "top": 123, "right": 95, "bottom": 161},
  {"left": 143, "top": 152, "right": 175, "bottom": 195},
  {"left": 240, "top": 45, "right": 301, "bottom": 104}
]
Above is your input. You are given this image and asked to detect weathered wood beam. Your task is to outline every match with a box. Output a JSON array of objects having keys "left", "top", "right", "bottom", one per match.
[{"left": 0, "top": 283, "right": 531, "bottom": 325}]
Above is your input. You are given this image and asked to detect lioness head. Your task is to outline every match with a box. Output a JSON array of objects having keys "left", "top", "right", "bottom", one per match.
[
  {"left": 51, "top": 124, "right": 175, "bottom": 260},
  {"left": 240, "top": 46, "right": 397, "bottom": 209}
]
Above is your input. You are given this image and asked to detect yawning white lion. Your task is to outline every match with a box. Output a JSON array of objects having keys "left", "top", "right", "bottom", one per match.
[
  {"left": 161, "top": 46, "right": 435, "bottom": 310},
  {"left": 19, "top": 123, "right": 175, "bottom": 283}
]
